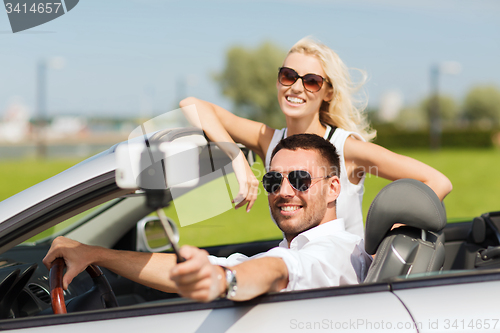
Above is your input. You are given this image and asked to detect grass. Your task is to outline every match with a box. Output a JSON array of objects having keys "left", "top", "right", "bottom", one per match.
[
  {"left": 0, "top": 158, "right": 83, "bottom": 201},
  {"left": 2, "top": 148, "right": 500, "bottom": 247},
  {"left": 361, "top": 148, "right": 500, "bottom": 221},
  {"left": 0, "top": 158, "right": 88, "bottom": 243}
]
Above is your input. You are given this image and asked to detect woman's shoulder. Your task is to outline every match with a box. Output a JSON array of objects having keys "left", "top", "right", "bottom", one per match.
[
  {"left": 263, "top": 127, "right": 287, "bottom": 167},
  {"left": 330, "top": 127, "right": 365, "bottom": 144}
]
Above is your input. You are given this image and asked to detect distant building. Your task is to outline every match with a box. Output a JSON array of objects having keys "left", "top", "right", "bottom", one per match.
[
  {"left": 47, "top": 116, "right": 89, "bottom": 140},
  {"left": 0, "top": 99, "right": 31, "bottom": 143},
  {"left": 379, "top": 90, "right": 404, "bottom": 123}
]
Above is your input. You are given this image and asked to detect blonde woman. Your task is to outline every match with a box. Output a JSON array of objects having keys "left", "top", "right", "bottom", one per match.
[{"left": 180, "top": 37, "right": 452, "bottom": 238}]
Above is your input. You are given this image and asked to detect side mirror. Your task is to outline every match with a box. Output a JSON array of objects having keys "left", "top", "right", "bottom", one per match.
[{"left": 136, "top": 216, "right": 180, "bottom": 253}]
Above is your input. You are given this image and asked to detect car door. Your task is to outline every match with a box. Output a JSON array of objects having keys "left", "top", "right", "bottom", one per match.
[
  {"left": 2, "top": 283, "right": 417, "bottom": 333},
  {"left": 393, "top": 271, "right": 500, "bottom": 333}
]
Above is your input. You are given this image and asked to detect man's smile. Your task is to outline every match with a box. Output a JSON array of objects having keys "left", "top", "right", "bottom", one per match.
[{"left": 277, "top": 203, "right": 304, "bottom": 216}]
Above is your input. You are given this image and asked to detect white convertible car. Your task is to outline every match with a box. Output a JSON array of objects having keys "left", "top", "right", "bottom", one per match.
[{"left": 0, "top": 128, "right": 499, "bottom": 332}]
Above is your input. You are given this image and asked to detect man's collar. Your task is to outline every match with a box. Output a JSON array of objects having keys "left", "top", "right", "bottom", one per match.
[{"left": 279, "top": 218, "right": 346, "bottom": 249}]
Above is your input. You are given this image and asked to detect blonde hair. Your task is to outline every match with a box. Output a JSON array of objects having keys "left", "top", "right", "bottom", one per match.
[{"left": 288, "top": 37, "right": 376, "bottom": 141}]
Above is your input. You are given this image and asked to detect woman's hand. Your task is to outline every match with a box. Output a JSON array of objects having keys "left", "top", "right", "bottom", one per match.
[{"left": 231, "top": 151, "right": 260, "bottom": 212}]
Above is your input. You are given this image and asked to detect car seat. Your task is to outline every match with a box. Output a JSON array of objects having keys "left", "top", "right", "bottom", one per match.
[{"left": 364, "top": 179, "right": 447, "bottom": 283}]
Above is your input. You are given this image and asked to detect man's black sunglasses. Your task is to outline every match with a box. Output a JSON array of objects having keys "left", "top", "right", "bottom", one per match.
[{"left": 262, "top": 170, "right": 332, "bottom": 194}]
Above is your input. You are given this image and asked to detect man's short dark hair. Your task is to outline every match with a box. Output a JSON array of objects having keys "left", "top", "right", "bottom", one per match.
[{"left": 270, "top": 133, "right": 340, "bottom": 177}]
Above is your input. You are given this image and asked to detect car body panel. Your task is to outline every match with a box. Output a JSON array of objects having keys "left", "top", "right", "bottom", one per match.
[
  {"left": 6, "top": 309, "right": 214, "bottom": 333},
  {"left": 3, "top": 289, "right": 414, "bottom": 333},
  {"left": 395, "top": 280, "right": 500, "bottom": 333},
  {"left": 226, "top": 291, "right": 415, "bottom": 333}
]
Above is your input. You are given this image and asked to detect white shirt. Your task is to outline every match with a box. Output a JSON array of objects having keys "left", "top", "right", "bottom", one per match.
[
  {"left": 265, "top": 126, "right": 366, "bottom": 238},
  {"left": 208, "top": 218, "right": 372, "bottom": 291}
]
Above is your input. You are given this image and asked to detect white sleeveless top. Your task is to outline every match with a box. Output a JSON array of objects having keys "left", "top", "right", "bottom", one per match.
[{"left": 264, "top": 126, "right": 365, "bottom": 238}]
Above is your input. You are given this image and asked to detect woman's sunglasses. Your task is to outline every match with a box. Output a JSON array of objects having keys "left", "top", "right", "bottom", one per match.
[
  {"left": 262, "top": 170, "right": 332, "bottom": 194},
  {"left": 278, "top": 67, "right": 329, "bottom": 93}
]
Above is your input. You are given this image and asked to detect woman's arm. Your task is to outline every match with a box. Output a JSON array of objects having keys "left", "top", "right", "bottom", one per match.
[
  {"left": 179, "top": 97, "right": 275, "bottom": 211},
  {"left": 180, "top": 97, "right": 274, "bottom": 160},
  {"left": 344, "top": 137, "right": 452, "bottom": 200}
]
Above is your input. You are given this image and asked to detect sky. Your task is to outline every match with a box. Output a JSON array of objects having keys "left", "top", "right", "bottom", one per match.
[{"left": 1, "top": 0, "right": 499, "bottom": 119}]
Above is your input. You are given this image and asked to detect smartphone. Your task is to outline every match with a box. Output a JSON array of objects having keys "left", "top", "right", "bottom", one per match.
[{"left": 115, "top": 141, "right": 200, "bottom": 190}]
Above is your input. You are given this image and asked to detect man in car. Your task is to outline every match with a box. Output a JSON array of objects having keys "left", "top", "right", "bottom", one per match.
[{"left": 43, "top": 133, "right": 372, "bottom": 302}]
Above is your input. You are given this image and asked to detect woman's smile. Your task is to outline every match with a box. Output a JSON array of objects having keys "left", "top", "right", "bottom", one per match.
[{"left": 285, "top": 95, "right": 306, "bottom": 105}]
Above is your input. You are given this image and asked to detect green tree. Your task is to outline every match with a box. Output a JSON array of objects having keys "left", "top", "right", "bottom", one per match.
[
  {"left": 214, "top": 42, "right": 287, "bottom": 128},
  {"left": 463, "top": 85, "right": 500, "bottom": 128},
  {"left": 421, "top": 94, "right": 459, "bottom": 129},
  {"left": 395, "top": 106, "right": 428, "bottom": 131}
]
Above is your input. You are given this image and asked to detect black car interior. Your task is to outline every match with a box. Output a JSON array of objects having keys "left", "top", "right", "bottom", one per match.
[{"left": 444, "top": 211, "right": 500, "bottom": 271}]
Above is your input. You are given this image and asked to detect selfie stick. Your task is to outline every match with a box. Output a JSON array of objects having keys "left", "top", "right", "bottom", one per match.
[
  {"left": 140, "top": 145, "right": 186, "bottom": 263},
  {"left": 156, "top": 208, "right": 185, "bottom": 263}
]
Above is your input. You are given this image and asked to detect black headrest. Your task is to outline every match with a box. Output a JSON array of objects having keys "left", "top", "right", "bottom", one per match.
[{"left": 364, "top": 179, "right": 447, "bottom": 255}]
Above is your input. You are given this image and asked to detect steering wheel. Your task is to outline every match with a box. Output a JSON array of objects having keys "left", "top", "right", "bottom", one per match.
[{"left": 49, "top": 258, "right": 118, "bottom": 314}]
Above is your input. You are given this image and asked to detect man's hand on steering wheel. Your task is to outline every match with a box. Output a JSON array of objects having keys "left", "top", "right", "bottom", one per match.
[{"left": 43, "top": 236, "right": 96, "bottom": 290}]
